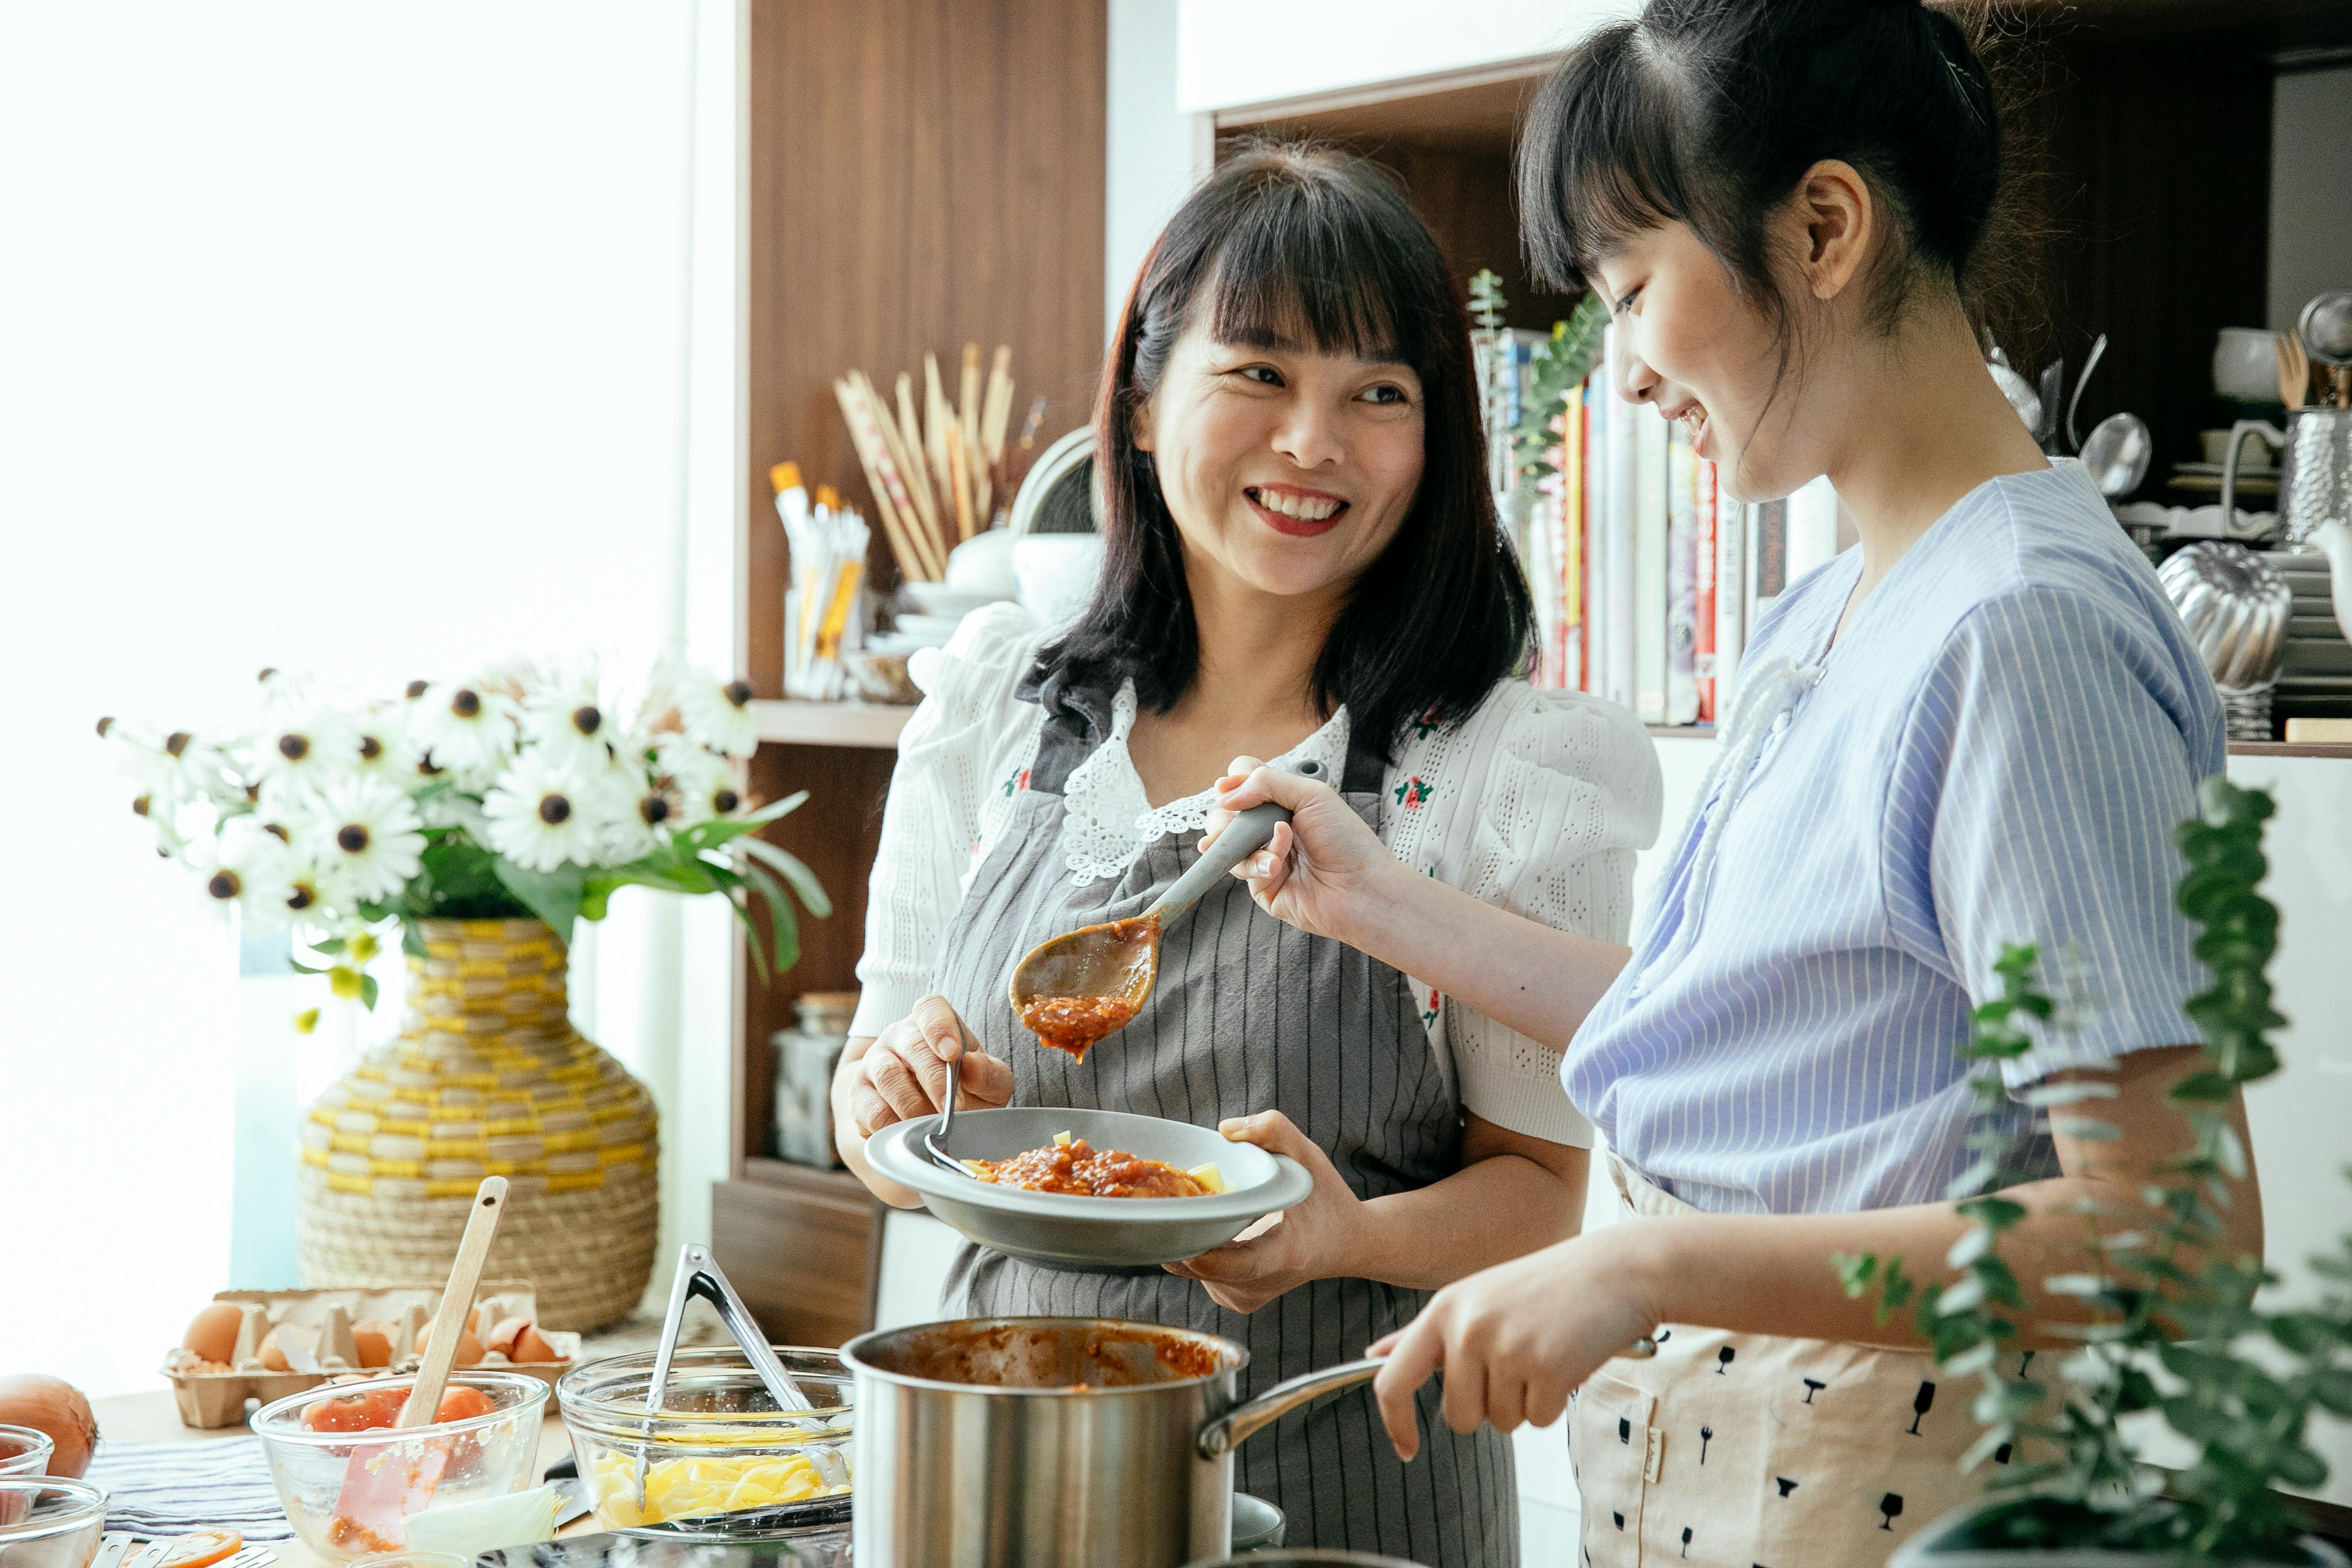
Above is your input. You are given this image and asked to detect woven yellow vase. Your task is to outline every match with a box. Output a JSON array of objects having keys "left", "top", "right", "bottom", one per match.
[{"left": 294, "top": 918, "right": 660, "bottom": 1330}]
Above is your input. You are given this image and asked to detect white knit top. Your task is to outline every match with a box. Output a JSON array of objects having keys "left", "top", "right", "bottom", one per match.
[{"left": 849, "top": 602, "right": 1663, "bottom": 1145}]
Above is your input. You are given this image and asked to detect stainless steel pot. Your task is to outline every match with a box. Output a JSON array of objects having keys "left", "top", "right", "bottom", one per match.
[{"left": 840, "top": 1316, "right": 1383, "bottom": 1568}]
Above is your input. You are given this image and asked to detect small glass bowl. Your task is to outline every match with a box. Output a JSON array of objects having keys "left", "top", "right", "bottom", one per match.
[
  {"left": 0, "top": 1430, "right": 53, "bottom": 1481},
  {"left": 0, "top": 1477, "right": 108, "bottom": 1568},
  {"left": 556, "top": 1347, "right": 853, "bottom": 1539},
  {"left": 250, "top": 1371, "right": 547, "bottom": 1562},
  {"left": 346, "top": 1554, "right": 471, "bottom": 1568}
]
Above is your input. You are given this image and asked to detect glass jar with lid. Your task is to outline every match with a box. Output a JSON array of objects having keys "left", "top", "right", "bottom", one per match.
[{"left": 773, "top": 990, "right": 858, "bottom": 1167}]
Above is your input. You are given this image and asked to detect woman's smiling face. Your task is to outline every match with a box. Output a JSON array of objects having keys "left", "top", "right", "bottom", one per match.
[
  {"left": 1594, "top": 218, "right": 1820, "bottom": 503},
  {"left": 1134, "top": 307, "right": 1425, "bottom": 602}
]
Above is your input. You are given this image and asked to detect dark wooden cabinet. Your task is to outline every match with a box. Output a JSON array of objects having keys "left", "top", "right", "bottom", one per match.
[{"left": 712, "top": 0, "right": 1107, "bottom": 1345}]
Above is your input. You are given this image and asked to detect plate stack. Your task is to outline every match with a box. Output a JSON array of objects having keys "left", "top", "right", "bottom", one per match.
[{"left": 2275, "top": 550, "right": 2352, "bottom": 727}]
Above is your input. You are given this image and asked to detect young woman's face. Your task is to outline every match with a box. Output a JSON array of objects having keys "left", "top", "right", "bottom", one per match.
[
  {"left": 1593, "top": 219, "right": 1827, "bottom": 503},
  {"left": 1135, "top": 308, "right": 1425, "bottom": 602}
]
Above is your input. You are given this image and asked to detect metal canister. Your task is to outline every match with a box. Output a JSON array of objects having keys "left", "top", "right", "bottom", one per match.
[{"left": 772, "top": 990, "right": 857, "bottom": 1167}]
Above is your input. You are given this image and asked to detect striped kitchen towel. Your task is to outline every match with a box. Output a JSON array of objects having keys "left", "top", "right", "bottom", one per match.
[{"left": 84, "top": 1439, "right": 294, "bottom": 1540}]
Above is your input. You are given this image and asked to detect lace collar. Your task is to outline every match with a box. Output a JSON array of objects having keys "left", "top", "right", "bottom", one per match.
[{"left": 1059, "top": 680, "right": 1351, "bottom": 884}]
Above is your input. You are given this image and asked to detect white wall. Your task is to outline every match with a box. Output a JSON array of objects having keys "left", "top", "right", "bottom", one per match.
[
  {"left": 1106, "top": 0, "right": 1204, "bottom": 333},
  {"left": 1173, "top": 0, "right": 1632, "bottom": 114},
  {"left": 2267, "top": 67, "right": 2352, "bottom": 333},
  {"left": 0, "top": 0, "right": 743, "bottom": 1396}
]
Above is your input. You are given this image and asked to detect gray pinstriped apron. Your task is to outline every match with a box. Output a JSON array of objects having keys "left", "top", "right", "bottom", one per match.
[{"left": 928, "top": 676, "right": 1517, "bottom": 1568}]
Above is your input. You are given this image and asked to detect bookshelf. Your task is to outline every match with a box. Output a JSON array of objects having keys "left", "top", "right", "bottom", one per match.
[{"left": 711, "top": 0, "right": 1107, "bottom": 1348}]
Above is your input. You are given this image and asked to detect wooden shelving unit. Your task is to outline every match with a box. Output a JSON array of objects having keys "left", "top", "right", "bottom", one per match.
[
  {"left": 750, "top": 700, "right": 912, "bottom": 750},
  {"left": 711, "top": 0, "right": 1107, "bottom": 1349}
]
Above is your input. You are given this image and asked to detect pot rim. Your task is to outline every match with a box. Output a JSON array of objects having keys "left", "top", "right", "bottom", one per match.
[{"left": 840, "top": 1316, "right": 1248, "bottom": 1400}]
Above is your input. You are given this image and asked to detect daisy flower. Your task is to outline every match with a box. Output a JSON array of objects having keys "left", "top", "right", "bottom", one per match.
[
  {"left": 483, "top": 754, "right": 609, "bottom": 871},
  {"left": 349, "top": 705, "right": 421, "bottom": 785},
  {"left": 257, "top": 711, "right": 352, "bottom": 806},
  {"left": 311, "top": 774, "right": 426, "bottom": 904},
  {"left": 600, "top": 763, "right": 677, "bottom": 862},
  {"left": 198, "top": 818, "right": 292, "bottom": 923},
  {"left": 522, "top": 667, "right": 621, "bottom": 774},
  {"left": 102, "top": 717, "right": 238, "bottom": 815},
  {"left": 658, "top": 736, "right": 745, "bottom": 825},
  {"left": 674, "top": 671, "right": 759, "bottom": 759},
  {"left": 408, "top": 679, "right": 519, "bottom": 785}
]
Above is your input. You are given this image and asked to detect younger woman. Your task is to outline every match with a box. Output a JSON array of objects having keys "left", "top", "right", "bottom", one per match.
[{"left": 1204, "top": 4, "right": 2254, "bottom": 1563}]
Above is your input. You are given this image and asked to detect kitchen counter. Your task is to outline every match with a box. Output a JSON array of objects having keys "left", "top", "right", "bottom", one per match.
[{"left": 89, "top": 1390, "right": 588, "bottom": 1568}]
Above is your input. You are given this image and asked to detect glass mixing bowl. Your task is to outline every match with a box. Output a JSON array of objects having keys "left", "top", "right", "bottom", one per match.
[
  {"left": 0, "top": 1430, "right": 53, "bottom": 1481},
  {"left": 556, "top": 1347, "right": 853, "bottom": 1539},
  {"left": 250, "top": 1370, "right": 547, "bottom": 1561},
  {"left": 0, "top": 1477, "right": 107, "bottom": 1568}
]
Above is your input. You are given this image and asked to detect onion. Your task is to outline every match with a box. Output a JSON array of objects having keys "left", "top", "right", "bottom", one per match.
[{"left": 0, "top": 1375, "right": 98, "bottom": 1477}]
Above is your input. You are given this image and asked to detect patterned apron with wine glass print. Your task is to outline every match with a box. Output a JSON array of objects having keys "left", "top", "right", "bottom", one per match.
[
  {"left": 1569, "top": 1157, "right": 2046, "bottom": 1567},
  {"left": 924, "top": 673, "right": 1516, "bottom": 1568}
]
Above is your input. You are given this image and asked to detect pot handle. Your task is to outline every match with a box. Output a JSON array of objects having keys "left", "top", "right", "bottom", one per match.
[{"left": 1197, "top": 1356, "right": 1384, "bottom": 1459}]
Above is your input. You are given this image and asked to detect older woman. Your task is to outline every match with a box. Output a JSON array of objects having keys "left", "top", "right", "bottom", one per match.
[{"left": 831, "top": 144, "right": 1659, "bottom": 1565}]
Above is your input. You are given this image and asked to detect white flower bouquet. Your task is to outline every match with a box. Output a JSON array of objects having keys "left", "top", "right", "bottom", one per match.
[{"left": 104, "top": 662, "right": 825, "bottom": 1013}]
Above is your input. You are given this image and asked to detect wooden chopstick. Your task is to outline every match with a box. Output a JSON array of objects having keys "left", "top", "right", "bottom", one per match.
[
  {"left": 835, "top": 377, "right": 940, "bottom": 579},
  {"left": 923, "top": 353, "right": 954, "bottom": 512},
  {"left": 946, "top": 426, "right": 975, "bottom": 542},
  {"left": 980, "top": 345, "right": 1014, "bottom": 468},
  {"left": 859, "top": 369, "right": 943, "bottom": 556},
  {"left": 959, "top": 343, "right": 982, "bottom": 459},
  {"left": 892, "top": 371, "right": 938, "bottom": 525}
]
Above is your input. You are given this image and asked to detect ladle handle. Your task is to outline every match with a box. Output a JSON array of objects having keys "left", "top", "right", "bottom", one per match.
[{"left": 1147, "top": 758, "right": 1325, "bottom": 926}]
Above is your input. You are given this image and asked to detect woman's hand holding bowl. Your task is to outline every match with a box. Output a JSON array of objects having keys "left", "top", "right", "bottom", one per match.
[
  {"left": 1164, "top": 1109, "right": 1372, "bottom": 1314},
  {"left": 844, "top": 993, "right": 1014, "bottom": 1138},
  {"left": 1203, "top": 754, "right": 1412, "bottom": 945}
]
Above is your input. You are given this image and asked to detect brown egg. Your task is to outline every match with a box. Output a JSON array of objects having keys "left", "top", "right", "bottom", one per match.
[
  {"left": 352, "top": 1319, "right": 399, "bottom": 1365},
  {"left": 485, "top": 1316, "right": 529, "bottom": 1358},
  {"left": 186, "top": 1358, "right": 231, "bottom": 1375},
  {"left": 258, "top": 1327, "right": 291, "bottom": 1372},
  {"left": 350, "top": 1327, "right": 392, "bottom": 1369},
  {"left": 511, "top": 1325, "right": 562, "bottom": 1365},
  {"left": 413, "top": 1322, "right": 484, "bottom": 1368},
  {"left": 183, "top": 1303, "right": 242, "bottom": 1365}
]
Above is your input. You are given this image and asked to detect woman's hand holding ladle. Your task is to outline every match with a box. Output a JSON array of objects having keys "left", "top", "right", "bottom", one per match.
[{"left": 1203, "top": 755, "right": 1413, "bottom": 945}]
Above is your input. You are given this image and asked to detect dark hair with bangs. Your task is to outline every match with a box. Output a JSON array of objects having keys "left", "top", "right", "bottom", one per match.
[
  {"left": 1029, "top": 141, "right": 1533, "bottom": 762},
  {"left": 1518, "top": 0, "right": 2003, "bottom": 336}
]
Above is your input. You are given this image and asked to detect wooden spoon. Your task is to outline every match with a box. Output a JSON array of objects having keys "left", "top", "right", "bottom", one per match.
[{"left": 2278, "top": 330, "right": 2310, "bottom": 410}]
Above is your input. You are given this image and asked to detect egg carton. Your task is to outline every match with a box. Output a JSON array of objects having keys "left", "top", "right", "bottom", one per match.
[{"left": 161, "top": 1281, "right": 581, "bottom": 1429}]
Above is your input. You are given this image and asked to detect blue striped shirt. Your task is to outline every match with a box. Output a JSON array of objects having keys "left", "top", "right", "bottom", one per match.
[{"left": 1563, "top": 463, "right": 2227, "bottom": 1215}]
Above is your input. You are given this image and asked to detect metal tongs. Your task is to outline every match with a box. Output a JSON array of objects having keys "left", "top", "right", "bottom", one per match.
[{"left": 634, "top": 1244, "right": 817, "bottom": 1506}]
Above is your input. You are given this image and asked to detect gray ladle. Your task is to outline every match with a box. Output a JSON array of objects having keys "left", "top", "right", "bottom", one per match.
[{"left": 1006, "top": 758, "right": 1326, "bottom": 1058}]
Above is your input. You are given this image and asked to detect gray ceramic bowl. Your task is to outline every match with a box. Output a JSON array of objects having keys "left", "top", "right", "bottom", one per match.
[
  {"left": 865, "top": 1105, "right": 1312, "bottom": 1272},
  {"left": 1231, "top": 1491, "right": 1287, "bottom": 1550}
]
